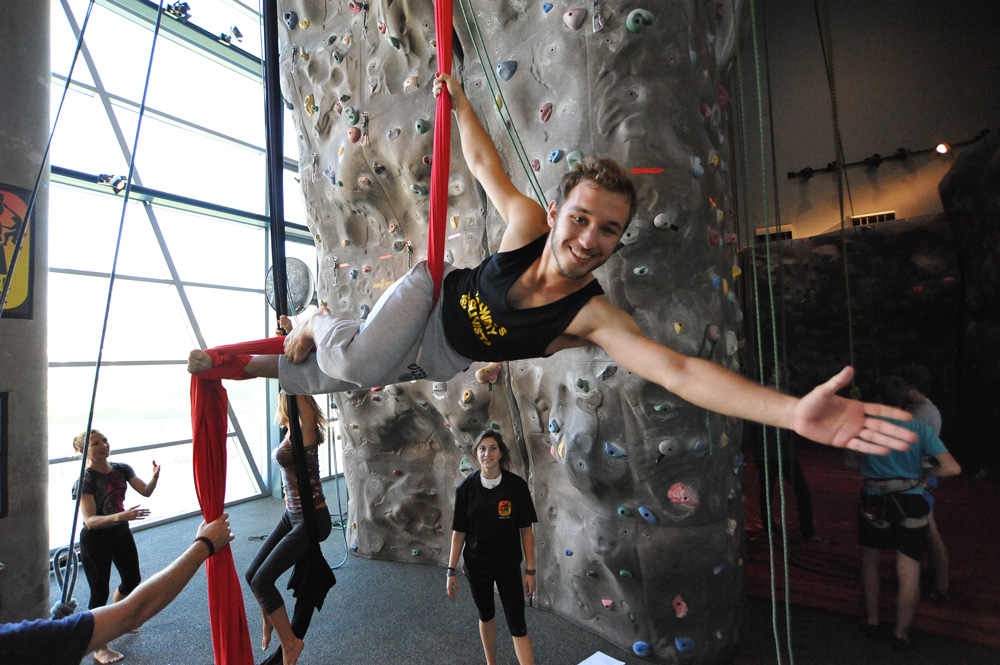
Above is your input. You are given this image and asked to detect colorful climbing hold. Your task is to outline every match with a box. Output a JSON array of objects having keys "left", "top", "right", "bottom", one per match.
[
  {"left": 673, "top": 322, "right": 684, "bottom": 334},
  {"left": 422, "top": 155, "right": 432, "bottom": 165},
  {"left": 717, "top": 84, "right": 731, "bottom": 109},
  {"left": 388, "top": 36, "right": 401, "bottom": 49},
  {"left": 346, "top": 107, "right": 359, "bottom": 124},
  {"left": 304, "top": 93, "right": 316, "bottom": 115},
  {"left": 691, "top": 156, "right": 705, "bottom": 178},
  {"left": 542, "top": 2, "right": 553, "bottom": 12},
  {"left": 619, "top": 569, "right": 633, "bottom": 578},
  {"left": 410, "top": 183, "right": 428, "bottom": 196},
  {"left": 350, "top": 269, "right": 358, "bottom": 279},
  {"left": 653, "top": 212, "right": 679, "bottom": 231},
  {"left": 563, "top": 8, "right": 587, "bottom": 30},
  {"left": 633, "top": 266, "right": 649, "bottom": 276},
  {"left": 675, "top": 637, "right": 695, "bottom": 653},
  {"left": 668, "top": 482, "right": 700, "bottom": 509},
  {"left": 282, "top": 11, "right": 297, "bottom": 29},
  {"left": 357, "top": 176, "right": 369, "bottom": 187},
  {"left": 575, "top": 377, "right": 589, "bottom": 392},
  {"left": 672, "top": 595, "right": 689, "bottom": 618},
  {"left": 548, "top": 149, "right": 564, "bottom": 163},
  {"left": 626, "top": 8, "right": 654, "bottom": 33},
  {"left": 415, "top": 119, "right": 430, "bottom": 134},
  {"left": 411, "top": 548, "right": 420, "bottom": 556},
  {"left": 713, "top": 563, "right": 726, "bottom": 575},
  {"left": 558, "top": 440, "right": 566, "bottom": 458},
  {"left": 586, "top": 570, "right": 597, "bottom": 578},
  {"left": 392, "top": 469, "right": 402, "bottom": 476},
  {"left": 531, "top": 159, "right": 541, "bottom": 171},
  {"left": 632, "top": 642, "right": 651, "bottom": 657},
  {"left": 565, "top": 549, "right": 574, "bottom": 556},
  {"left": 604, "top": 442, "right": 628, "bottom": 458},
  {"left": 602, "top": 599, "right": 614, "bottom": 609},
  {"left": 348, "top": 126, "right": 361, "bottom": 143},
  {"left": 298, "top": 19, "right": 310, "bottom": 29},
  {"left": 387, "top": 128, "right": 401, "bottom": 140},
  {"left": 496, "top": 60, "right": 517, "bottom": 81},
  {"left": 404, "top": 76, "right": 419, "bottom": 93},
  {"left": 460, "top": 457, "right": 473, "bottom": 472},
  {"left": 548, "top": 418, "right": 561, "bottom": 434},
  {"left": 539, "top": 102, "right": 553, "bottom": 122},
  {"left": 617, "top": 505, "right": 633, "bottom": 517},
  {"left": 638, "top": 506, "right": 657, "bottom": 523},
  {"left": 348, "top": 0, "right": 364, "bottom": 11},
  {"left": 323, "top": 165, "right": 336, "bottom": 184},
  {"left": 450, "top": 215, "right": 459, "bottom": 229},
  {"left": 566, "top": 150, "right": 584, "bottom": 169}
]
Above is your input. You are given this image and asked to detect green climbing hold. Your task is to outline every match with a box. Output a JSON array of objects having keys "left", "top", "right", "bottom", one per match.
[{"left": 626, "top": 8, "right": 654, "bottom": 33}]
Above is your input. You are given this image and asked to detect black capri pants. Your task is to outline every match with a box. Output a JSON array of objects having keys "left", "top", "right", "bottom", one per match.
[
  {"left": 79, "top": 523, "right": 142, "bottom": 609},
  {"left": 466, "top": 563, "right": 528, "bottom": 637},
  {"left": 246, "top": 507, "right": 332, "bottom": 615}
]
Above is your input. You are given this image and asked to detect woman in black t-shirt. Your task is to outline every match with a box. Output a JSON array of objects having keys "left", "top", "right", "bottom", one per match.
[
  {"left": 71, "top": 429, "right": 159, "bottom": 665},
  {"left": 447, "top": 430, "right": 538, "bottom": 665}
]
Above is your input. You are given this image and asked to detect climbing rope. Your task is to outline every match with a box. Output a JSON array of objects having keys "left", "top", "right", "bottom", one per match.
[
  {"left": 456, "top": 0, "right": 547, "bottom": 208},
  {"left": 814, "top": 0, "right": 858, "bottom": 385},
  {"left": 746, "top": 0, "right": 794, "bottom": 661},
  {"left": 0, "top": 0, "right": 97, "bottom": 322},
  {"left": 60, "top": 0, "right": 168, "bottom": 610}
]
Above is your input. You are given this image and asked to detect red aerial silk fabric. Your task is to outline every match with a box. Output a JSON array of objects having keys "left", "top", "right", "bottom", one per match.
[
  {"left": 428, "top": 0, "right": 453, "bottom": 302},
  {"left": 190, "top": 337, "right": 285, "bottom": 665}
]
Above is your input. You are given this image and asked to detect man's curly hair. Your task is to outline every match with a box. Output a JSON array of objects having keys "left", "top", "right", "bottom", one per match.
[{"left": 553, "top": 155, "right": 637, "bottom": 228}]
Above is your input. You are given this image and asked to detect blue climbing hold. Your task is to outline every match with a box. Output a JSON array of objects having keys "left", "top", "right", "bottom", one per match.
[
  {"left": 675, "top": 637, "right": 695, "bottom": 653},
  {"left": 576, "top": 377, "right": 589, "bottom": 392},
  {"left": 388, "top": 36, "right": 401, "bottom": 49},
  {"left": 548, "top": 149, "right": 564, "bottom": 163},
  {"left": 283, "top": 11, "right": 297, "bottom": 29},
  {"left": 605, "top": 442, "right": 628, "bottom": 458},
  {"left": 713, "top": 563, "right": 727, "bottom": 575},
  {"left": 638, "top": 506, "right": 658, "bottom": 524},
  {"left": 497, "top": 60, "right": 517, "bottom": 81},
  {"left": 350, "top": 269, "right": 359, "bottom": 280},
  {"left": 732, "top": 454, "right": 743, "bottom": 472},
  {"left": 351, "top": 544, "right": 358, "bottom": 551},
  {"left": 633, "top": 641, "right": 651, "bottom": 657},
  {"left": 548, "top": 418, "right": 561, "bottom": 434},
  {"left": 360, "top": 304, "right": 370, "bottom": 319},
  {"left": 565, "top": 549, "right": 574, "bottom": 556},
  {"left": 542, "top": 2, "right": 553, "bottom": 12}
]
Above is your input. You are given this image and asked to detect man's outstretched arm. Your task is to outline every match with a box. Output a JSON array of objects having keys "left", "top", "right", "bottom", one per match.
[
  {"left": 86, "top": 515, "right": 235, "bottom": 653},
  {"left": 433, "top": 72, "right": 548, "bottom": 250},
  {"left": 580, "top": 299, "right": 915, "bottom": 454}
]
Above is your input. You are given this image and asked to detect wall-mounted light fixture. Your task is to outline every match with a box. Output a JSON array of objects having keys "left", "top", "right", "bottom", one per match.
[{"left": 787, "top": 128, "right": 989, "bottom": 180}]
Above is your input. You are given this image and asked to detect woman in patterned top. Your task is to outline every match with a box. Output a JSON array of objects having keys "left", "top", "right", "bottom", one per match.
[{"left": 71, "top": 429, "right": 160, "bottom": 664}]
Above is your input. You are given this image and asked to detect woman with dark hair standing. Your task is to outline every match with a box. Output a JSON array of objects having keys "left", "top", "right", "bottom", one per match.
[
  {"left": 72, "top": 430, "right": 160, "bottom": 664},
  {"left": 245, "top": 393, "right": 331, "bottom": 665},
  {"left": 447, "top": 430, "right": 538, "bottom": 665}
]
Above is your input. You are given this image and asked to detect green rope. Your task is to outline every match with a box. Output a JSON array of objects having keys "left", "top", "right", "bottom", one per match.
[
  {"left": 456, "top": 0, "right": 547, "bottom": 207},
  {"left": 736, "top": 18, "right": 782, "bottom": 665},
  {"left": 817, "top": 0, "right": 858, "bottom": 385},
  {"left": 749, "top": 0, "right": 794, "bottom": 661}
]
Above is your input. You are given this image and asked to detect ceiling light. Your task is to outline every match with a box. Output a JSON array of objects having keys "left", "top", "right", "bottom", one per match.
[{"left": 936, "top": 143, "right": 950, "bottom": 155}]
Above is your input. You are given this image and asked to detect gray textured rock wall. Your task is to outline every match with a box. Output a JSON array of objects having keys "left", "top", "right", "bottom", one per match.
[{"left": 277, "top": 1, "right": 746, "bottom": 661}]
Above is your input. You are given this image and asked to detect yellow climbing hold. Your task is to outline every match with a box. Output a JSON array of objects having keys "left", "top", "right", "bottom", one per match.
[
  {"left": 673, "top": 322, "right": 684, "bottom": 334},
  {"left": 720, "top": 433, "right": 730, "bottom": 448},
  {"left": 732, "top": 265, "right": 742, "bottom": 278},
  {"left": 338, "top": 146, "right": 345, "bottom": 156},
  {"left": 304, "top": 93, "right": 315, "bottom": 115},
  {"left": 461, "top": 389, "right": 474, "bottom": 405},
  {"left": 558, "top": 441, "right": 566, "bottom": 458},
  {"left": 299, "top": 19, "right": 310, "bottom": 29},
  {"left": 494, "top": 94, "right": 503, "bottom": 111},
  {"left": 722, "top": 279, "right": 729, "bottom": 295},
  {"left": 450, "top": 215, "right": 460, "bottom": 229}
]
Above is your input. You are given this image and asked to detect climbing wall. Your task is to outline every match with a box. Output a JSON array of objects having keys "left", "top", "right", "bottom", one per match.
[{"left": 276, "top": 1, "right": 746, "bottom": 662}]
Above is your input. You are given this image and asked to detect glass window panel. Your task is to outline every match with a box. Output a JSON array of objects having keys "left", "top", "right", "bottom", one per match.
[
  {"left": 51, "top": 0, "right": 96, "bottom": 86},
  {"left": 156, "top": 208, "right": 265, "bottom": 288},
  {"left": 283, "top": 169, "right": 305, "bottom": 225},
  {"left": 49, "top": 88, "right": 131, "bottom": 174},
  {"left": 48, "top": 274, "right": 201, "bottom": 362},
  {"left": 121, "top": 113, "right": 266, "bottom": 212},
  {"left": 225, "top": 378, "right": 269, "bottom": 480},
  {"left": 283, "top": 107, "right": 299, "bottom": 161},
  {"left": 185, "top": 285, "right": 267, "bottom": 348},
  {"left": 48, "top": 364, "right": 199, "bottom": 459},
  {"left": 146, "top": 38, "right": 264, "bottom": 148},
  {"left": 50, "top": 186, "right": 172, "bottom": 279}
]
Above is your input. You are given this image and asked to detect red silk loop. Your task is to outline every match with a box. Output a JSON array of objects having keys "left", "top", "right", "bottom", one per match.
[{"left": 428, "top": 0, "right": 454, "bottom": 303}]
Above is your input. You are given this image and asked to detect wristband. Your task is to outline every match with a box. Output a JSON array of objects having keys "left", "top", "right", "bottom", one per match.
[
  {"left": 194, "top": 536, "right": 215, "bottom": 557},
  {"left": 446, "top": 567, "right": 456, "bottom": 572},
  {"left": 525, "top": 569, "right": 536, "bottom": 575},
  {"left": 446, "top": 572, "right": 456, "bottom": 577}
]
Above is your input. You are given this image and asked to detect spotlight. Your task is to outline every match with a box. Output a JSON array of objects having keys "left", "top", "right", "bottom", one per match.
[
  {"left": 863, "top": 153, "right": 883, "bottom": 169},
  {"left": 230, "top": 26, "right": 243, "bottom": 42},
  {"left": 894, "top": 147, "right": 909, "bottom": 161},
  {"left": 936, "top": 142, "right": 951, "bottom": 155},
  {"left": 165, "top": 2, "right": 190, "bottom": 22},
  {"left": 111, "top": 176, "right": 128, "bottom": 194}
]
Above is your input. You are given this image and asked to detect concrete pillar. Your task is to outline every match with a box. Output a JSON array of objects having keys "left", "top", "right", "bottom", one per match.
[{"left": 0, "top": 0, "right": 51, "bottom": 621}]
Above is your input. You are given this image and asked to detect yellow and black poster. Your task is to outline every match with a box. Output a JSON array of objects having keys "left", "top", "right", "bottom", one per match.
[{"left": 0, "top": 184, "right": 34, "bottom": 319}]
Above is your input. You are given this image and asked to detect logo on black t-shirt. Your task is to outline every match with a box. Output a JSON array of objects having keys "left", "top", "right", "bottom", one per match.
[{"left": 498, "top": 500, "right": 511, "bottom": 518}]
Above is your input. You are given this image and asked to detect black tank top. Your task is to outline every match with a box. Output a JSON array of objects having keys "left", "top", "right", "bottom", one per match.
[{"left": 441, "top": 233, "right": 604, "bottom": 361}]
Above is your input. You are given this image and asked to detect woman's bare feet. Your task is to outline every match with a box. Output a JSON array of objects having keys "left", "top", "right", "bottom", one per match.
[
  {"left": 93, "top": 646, "right": 124, "bottom": 664},
  {"left": 282, "top": 637, "right": 304, "bottom": 665},
  {"left": 187, "top": 349, "right": 214, "bottom": 374},
  {"left": 262, "top": 616, "right": 274, "bottom": 650}
]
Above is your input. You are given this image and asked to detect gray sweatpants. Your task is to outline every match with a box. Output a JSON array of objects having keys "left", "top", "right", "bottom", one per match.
[{"left": 279, "top": 261, "right": 473, "bottom": 395}]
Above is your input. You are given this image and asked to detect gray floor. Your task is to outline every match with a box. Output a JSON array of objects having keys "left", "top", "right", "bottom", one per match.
[{"left": 51, "top": 478, "right": 1000, "bottom": 665}]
